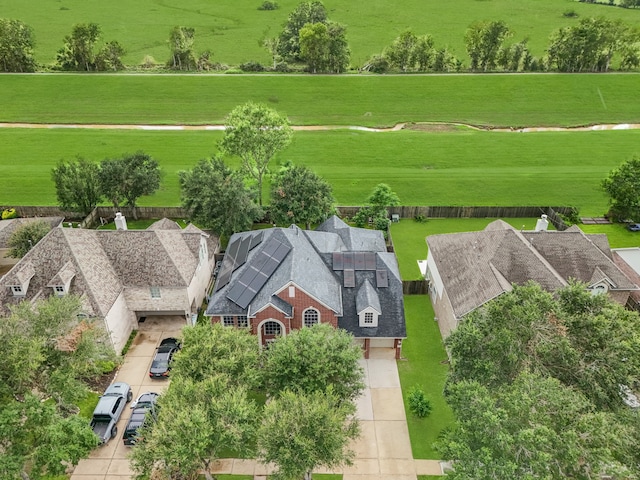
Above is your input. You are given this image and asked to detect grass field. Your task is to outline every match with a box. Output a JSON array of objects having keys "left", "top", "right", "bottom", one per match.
[
  {"left": 2, "top": 74, "right": 640, "bottom": 128},
  {"left": 3, "top": 0, "right": 639, "bottom": 67},
  {"left": 2, "top": 128, "right": 639, "bottom": 215},
  {"left": 398, "top": 295, "right": 454, "bottom": 459}
]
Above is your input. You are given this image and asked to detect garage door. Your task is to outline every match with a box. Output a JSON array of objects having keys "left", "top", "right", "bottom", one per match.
[{"left": 370, "top": 338, "right": 394, "bottom": 348}]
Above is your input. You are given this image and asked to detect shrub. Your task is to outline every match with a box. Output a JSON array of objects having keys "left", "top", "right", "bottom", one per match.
[
  {"left": 408, "top": 385, "right": 432, "bottom": 418},
  {"left": 272, "top": 62, "right": 291, "bottom": 72},
  {"left": 141, "top": 55, "right": 157, "bottom": 68},
  {"left": 120, "top": 329, "right": 138, "bottom": 356},
  {"left": 224, "top": 68, "right": 244, "bottom": 74},
  {"left": 414, "top": 214, "right": 427, "bottom": 223},
  {"left": 563, "top": 9, "right": 579, "bottom": 18},
  {"left": 364, "top": 54, "right": 389, "bottom": 74},
  {"left": 258, "top": 0, "right": 279, "bottom": 10},
  {"left": 2, "top": 208, "right": 18, "bottom": 219},
  {"left": 240, "top": 61, "right": 265, "bottom": 72},
  {"left": 97, "top": 360, "right": 117, "bottom": 374}
]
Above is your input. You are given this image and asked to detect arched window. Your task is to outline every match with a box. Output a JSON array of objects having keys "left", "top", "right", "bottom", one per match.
[
  {"left": 263, "top": 321, "right": 282, "bottom": 336},
  {"left": 303, "top": 308, "right": 319, "bottom": 327}
]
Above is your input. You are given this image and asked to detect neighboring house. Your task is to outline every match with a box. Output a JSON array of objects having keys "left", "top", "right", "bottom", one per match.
[
  {"left": 426, "top": 219, "right": 638, "bottom": 339},
  {"left": 0, "top": 218, "right": 218, "bottom": 353},
  {"left": 206, "top": 216, "right": 406, "bottom": 359},
  {"left": 610, "top": 247, "right": 640, "bottom": 310},
  {"left": 0, "top": 217, "right": 64, "bottom": 274}
]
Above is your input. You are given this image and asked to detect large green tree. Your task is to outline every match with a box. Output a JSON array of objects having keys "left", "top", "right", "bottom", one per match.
[
  {"left": 277, "top": 1, "right": 327, "bottom": 61},
  {"left": 465, "top": 20, "right": 512, "bottom": 71},
  {"left": 270, "top": 163, "right": 335, "bottom": 229},
  {"left": 56, "top": 23, "right": 124, "bottom": 71},
  {"left": 262, "top": 323, "right": 364, "bottom": 404},
  {"left": 299, "top": 21, "right": 349, "bottom": 73},
  {"left": 51, "top": 157, "right": 102, "bottom": 216},
  {"left": 167, "top": 26, "right": 196, "bottom": 70},
  {"left": 438, "top": 373, "right": 637, "bottom": 480},
  {"left": 130, "top": 376, "right": 258, "bottom": 480},
  {"left": 602, "top": 156, "right": 640, "bottom": 222},
  {"left": 0, "top": 18, "right": 36, "bottom": 72},
  {"left": 179, "top": 156, "right": 264, "bottom": 237},
  {"left": 99, "top": 151, "right": 161, "bottom": 219},
  {"left": 258, "top": 388, "right": 360, "bottom": 480},
  {"left": 353, "top": 183, "right": 400, "bottom": 230},
  {"left": 6, "top": 220, "right": 50, "bottom": 258},
  {"left": 220, "top": 102, "right": 293, "bottom": 205}
]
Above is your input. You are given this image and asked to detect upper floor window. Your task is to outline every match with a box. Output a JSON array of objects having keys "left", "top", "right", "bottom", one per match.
[
  {"left": 303, "top": 308, "right": 319, "bottom": 327},
  {"left": 11, "top": 285, "right": 24, "bottom": 297},
  {"left": 364, "top": 312, "right": 374, "bottom": 324},
  {"left": 54, "top": 285, "right": 65, "bottom": 296},
  {"left": 150, "top": 287, "right": 161, "bottom": 299},
  {"left": 223, "top": 315, "right": 235, "bottom": 327}
]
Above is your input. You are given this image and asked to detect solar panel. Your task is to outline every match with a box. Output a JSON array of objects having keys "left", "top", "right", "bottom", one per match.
[
  {"left": 376, "top": 269, "right": 389, "bottom": 288},
  {"left": 215, "top": 267, "right": 232, "bottom": 291},
  {"left": 333, "top": 252, "right": 344, "bottom": 270},
  {"left": 226, "top": 237, "right": 241, "bottom": 263},
  {"left": 249, "top": 230, "right": 264, "bottom": 250},
  {"left": 355, "top": 252, "right": 366, "bottom": 270},
  {"left": 344, "top": 269, "right": 355, "bottom": 287},
  {"left": 365, "top": 252, "right": 377, "bottom": 270},
  {"left": 234, "top": 236, "right": 252, "bottom": 270},
  {"left": 226, "top": 237, "right": 292, "bottom": 309},
  {"left": 343, "top": 252, "right": 354, "bottom": 270}
]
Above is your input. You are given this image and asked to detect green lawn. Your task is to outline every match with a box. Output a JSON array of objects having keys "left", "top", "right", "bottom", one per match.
[
  {"left": 77, "top": 391, "right": 100, "bottom": 420},
  {"left": 398, "top": 295, "right": 454, "bottom": 459},
  {"left": 3, "top": 0, "right": 639, "bottom": 66},
  {"left": 3, "top": 128, "right": 638, "bottom": 215},
  {"left": 2, "top": 74, "right": 640, "bottom": 127}
]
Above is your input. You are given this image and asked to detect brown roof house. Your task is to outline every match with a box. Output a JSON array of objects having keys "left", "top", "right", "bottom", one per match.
[
  {"left": 0, "top": 218, "right": 218, "bottom": 353},
  {"left": 206, "top": 216, "right": 406, "bottom": 358},
  {"left": 425, "top": 218, "right": 639, "bottom": 339}
]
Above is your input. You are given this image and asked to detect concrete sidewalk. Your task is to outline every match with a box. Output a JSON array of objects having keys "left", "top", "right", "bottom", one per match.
[{"left": 70, "top": 323, "right": 444, "bottom": 479}]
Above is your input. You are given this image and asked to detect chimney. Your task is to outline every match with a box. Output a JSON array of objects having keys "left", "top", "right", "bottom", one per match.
[
  {"left": 114, "top": 212, "right": 128, "bottom": 231},
  {"left": 534, "top": 214, "right": 549, "bottom": 232}
]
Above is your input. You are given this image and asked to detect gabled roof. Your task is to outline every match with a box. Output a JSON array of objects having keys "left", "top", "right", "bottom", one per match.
[
  {"left": 356, "top": 279, "right": 381, "bottom": 314},
  {"left": 147, "top": 218, "right": 181, "bottom": 230},
  {"left": 427, "top": 220, "right": 638, "bottom": 319},
  {"left": 207, "top": 217, "right": 406, "bottom": 339},
  {"left": 0, "top": 226, "right": 216, "bottom": 317}
]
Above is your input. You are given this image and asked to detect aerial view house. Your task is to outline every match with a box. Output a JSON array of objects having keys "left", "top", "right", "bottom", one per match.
[
  {"left": 206, "top": 216, "right": 406, "bottom": 358},
  {"left": 426, "top": 219, "right": 639, "bottom": 338},
  {"left": 0, "top": 218, "right": 218, "bottom": 353}
]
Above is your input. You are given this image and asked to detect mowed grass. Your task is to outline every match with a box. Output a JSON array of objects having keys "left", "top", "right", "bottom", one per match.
[
  {"left": 398, "top": 295, "right": 454, "bottom": 459},
  {"left": 2, "top": 128, "right": 639, "bottom": 214},
  {"left": 3, "top": 0, "right": 639, "bottom": 66},
  {"left": 2, "top": 74, "right": 640, "bottom": 127}
]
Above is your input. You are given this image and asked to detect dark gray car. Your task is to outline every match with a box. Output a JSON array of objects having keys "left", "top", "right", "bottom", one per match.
[{"left": 149, "top": 337, "right": 180, "bottom": 378}]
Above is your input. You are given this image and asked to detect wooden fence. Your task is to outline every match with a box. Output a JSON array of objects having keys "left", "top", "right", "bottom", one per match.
[{"left": 402, "top": 280, "right": 429, "bottom": 295}]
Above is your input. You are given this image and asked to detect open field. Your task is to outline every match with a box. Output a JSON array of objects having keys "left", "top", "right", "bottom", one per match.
[
  {"left": 2, "top": 128, "right": 639, "bottom": 215},
  {"left": 2, "top": 74, "right": 640, "bottom": 127},
  {"left": 3, "top": 0, "right": 639, "bottom": 67}
]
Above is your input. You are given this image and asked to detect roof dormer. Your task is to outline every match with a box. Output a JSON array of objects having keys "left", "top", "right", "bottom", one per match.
[
  {"left": 6, "top": 261, "right": 35, "bottom": 297},
  {"left": 47, "top": 261, "right": 76, "bottom": 297},
  {"left": 356, "top": 279, "right": 382, "bottom": 328}
]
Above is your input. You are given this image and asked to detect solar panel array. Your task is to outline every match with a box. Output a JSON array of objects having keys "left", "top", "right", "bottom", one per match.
[
  {"left": 332, "top": 252, "right": 377, "bottom": 271},
  {"left": 226, "top": 237, "right": 291, "bottom": 308},
  {"left": 344, "top": 269, "right": 355, "bottom": 288},
  {"left": 214, "top": 231, "right": 265, "bottom": 292}
]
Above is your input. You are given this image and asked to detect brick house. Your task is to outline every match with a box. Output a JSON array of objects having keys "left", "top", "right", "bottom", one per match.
[
  {"left": 0, "top": 219, "right": 218, "bottom": 353},
  {"left": 206, "top": 216, "right": 406, "bottom": 358},
  {"left": 425, "top": 220, "right": 639, "bottom": 339}
]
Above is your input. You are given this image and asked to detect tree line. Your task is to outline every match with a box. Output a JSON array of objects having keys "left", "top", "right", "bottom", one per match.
[{"left": 2, "top": 1, "right": 639, "bottom": 73}]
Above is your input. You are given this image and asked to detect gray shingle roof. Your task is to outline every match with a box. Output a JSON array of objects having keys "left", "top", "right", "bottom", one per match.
[
  {"left": 147, "top": 218, "right": 181, "bottom": 230},
  {"left": 207, "top": 216, "right": 406, "bottom": 339},
  {"left": 427, "top": 220, "right": 638, "bottom": 319},
  {"left": 356, "top": 279, "right": 381, "bottom": 314},
  {"left": 0, "top": 217, "right": 64, "bottom": 248}
]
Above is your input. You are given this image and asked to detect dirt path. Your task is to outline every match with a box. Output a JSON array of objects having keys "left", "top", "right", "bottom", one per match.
[{"left": 0, "top": 121, "right": 639, "bottom": 132}]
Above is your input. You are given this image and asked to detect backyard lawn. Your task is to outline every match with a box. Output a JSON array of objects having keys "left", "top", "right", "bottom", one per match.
[{"left": 398, "top": 295, "right": 454, "bottom": 459}]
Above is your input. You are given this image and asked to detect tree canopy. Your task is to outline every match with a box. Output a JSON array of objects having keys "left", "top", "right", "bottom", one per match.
[
  {"left": 51, "top": 156, "right": 102, "bottom": 216},
  {"left": 56, "top": 23, "right": 124, "bottom": 71},
  {"left": 262, "top": 323, "right": 364, "bottom": 403},
  {"left": 602, "top": 156, "right": 640, "bottom": 221},
  {"left": 277, "top": 1, "right": 328, "bottom": 61},
  {"left": 438, "top": 282, "right": 640, "bottom": 477},
  {"left": 220, "top": 102, "right": 293, "bottom": 205},
  {"left": 269, "top": 162, "right": 335, "bottom": 229},
  {"left": 353, "top": 183, "right": 400, "bottom": 230},
  {"left": 465, "top": 20, "right": 512, "bottom": 72},
  {"left": 0, "top": 18, "right": 36, "bottom": 72},
  {"left": 6, "top": 220, "right": 50, "bottom": 258},
  {"left": 179, "top": 156, "right": 264, "bottom": 237},
  {"left": 99, "top": 151, "right": 161, "bottom": 219}
]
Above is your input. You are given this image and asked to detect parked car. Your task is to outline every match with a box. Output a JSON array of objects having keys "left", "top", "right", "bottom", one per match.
[
  {"left": 627, "top": 223, "right": 640, "bottom": 232},
  {"left": 123, "top": 392, "right": 160, "bottom": 446},
  {"left": 90, "top": 382, "right": 132, "bottom": 444},
  {"left": 149, "top": 337, "right": 181, "bottom": 378}
]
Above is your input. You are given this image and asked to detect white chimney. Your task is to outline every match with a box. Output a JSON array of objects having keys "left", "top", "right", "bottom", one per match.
[
  {"left": 535, "top": 214, "right": 549, "bottom": 232},
  {"left": 114, "top": 212, "right": 128, "bottom": 231}
]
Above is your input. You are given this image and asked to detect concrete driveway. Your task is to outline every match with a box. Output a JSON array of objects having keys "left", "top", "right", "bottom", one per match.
[{"left": 71, "top": 317, "right": 182, "bottom": 480}]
